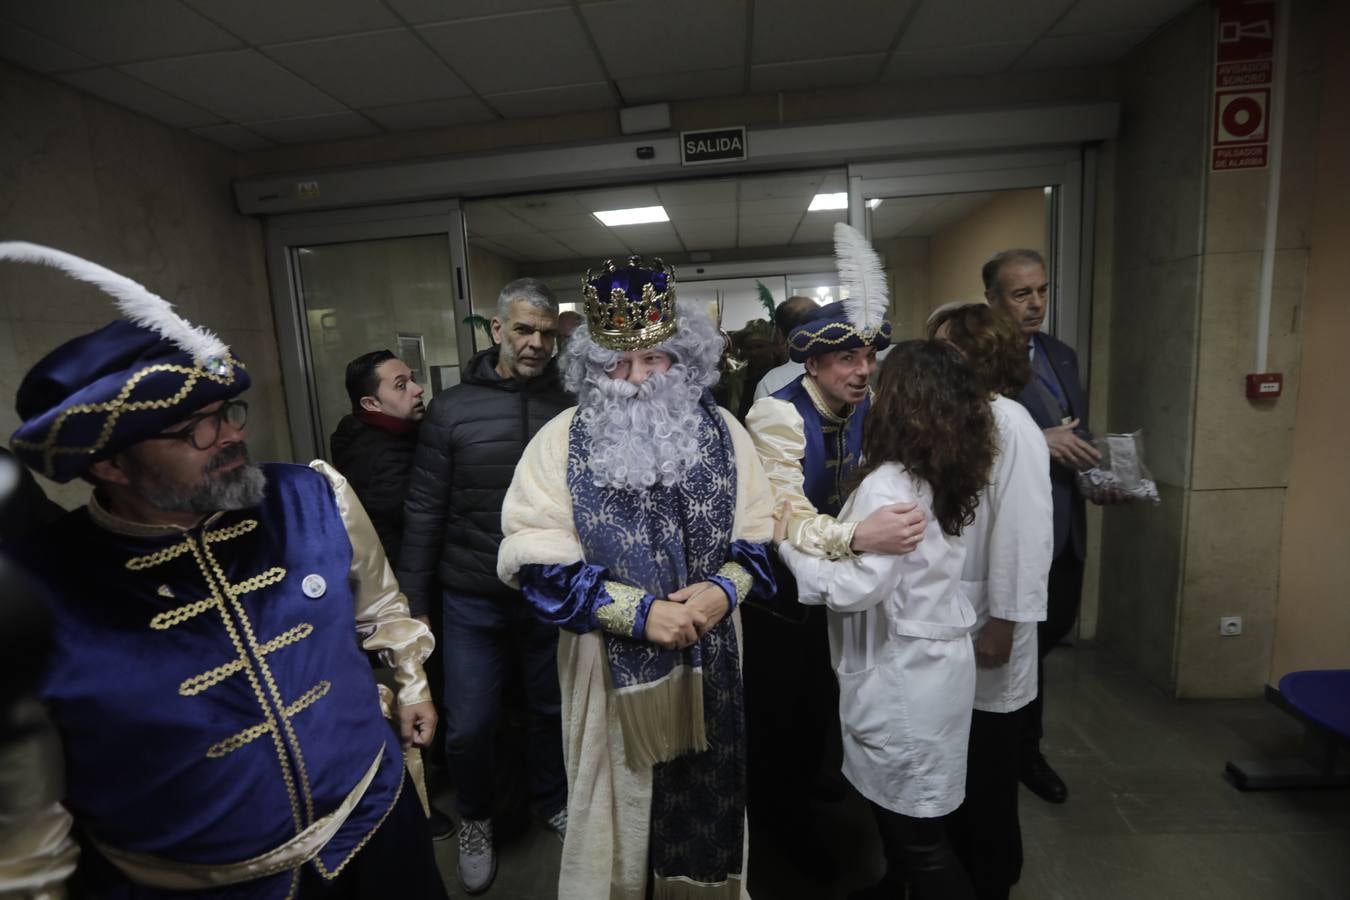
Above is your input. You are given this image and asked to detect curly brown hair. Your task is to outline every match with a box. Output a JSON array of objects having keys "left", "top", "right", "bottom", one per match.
[
  {"left": 856, "top": 341, "right": 996, "bottom": 536},
  {"left": 926, "top": 302, "right": 1031, "bottom": 397}
]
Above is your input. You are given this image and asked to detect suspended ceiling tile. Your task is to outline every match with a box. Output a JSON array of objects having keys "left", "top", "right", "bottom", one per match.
[
  {"left": 1049, "top": 0, "right": 1196, "bottom": 36},
  {"left": 578, "top": 186, "right": 663, "bottom": 212},
  {"left": 361, "top": 96, "right": 498, "bottom": 131},
  {"left": 676, "top": 218, "right": 737, "bottom": 249},
  {"left": 739, "top": 197, "right": 810, "bottom": 218},
  {"left": 263, "top": 30, "right": 472, "bottom": 108},
  {"left": 386, "top": 0, "right": 569, "bottom": 25},
  {"left": 617, "top": 67, "right": 744, "bottom": 104},
  {"left": 665, "top": 201, "right": 740, "bottom": 222},
  {"left": 738, "top": 228, "right": 795, "bottom": 248},
  {"left": 899, "top": 0, "right": 1066, "bottom": 50},
  {"left": 0, "top": 0, "right": 241, "bottom": 63},
  {"left": 0, "top": 21, "right": 96, "bottom": 73},
  {"left": 182, "top": 0, "right": 401, "bottom": 44},
  {"left": 581, "top": 0, "right": 745, "bottom": 78},
  {"left": 882, "top": 42, "right": 1025, "bottom": 81},
  {"left": 246, "top": 111, "right": 380, "bottom": 144},
  {"left": 1015, "top": 30, "right": 1153, "bottom": 71},
  {"left": 750, "top": 53, "right": 886, "bottom": 94},
  {"left": 739, "top": 172, "right": 826, "bottom": 201},
  {"left": 464, "top": 204, "right": 538, "bottom": 237},
  {"left": 469, "top": 235, "right": 524, "bottom": 259},
  {"left": 56, "top": 68, "right": 223, "bottom": 128},
  {"left": 617, "top": 223, "right": 683, "bottom": 254},
  {"left": 657, "top": 179, "right": 738, "bottom": 206},
  {"left": 121, "top": 50, "right": 347, "bottom": 122},
  {"left": 484, "top": 81, "right": 617, "bottom": 118},
  {"left": 189, "top": 123, "right": 276, "bottom": 152},
  {"left": 546, "top": 228, "right": 625, "bottom": 258},
  {"left": 751, "top": 0, "right": 918, "bottom": 63},
  {"left": 419, "top": 8, "right": 604, "bottom": 95},
  {"left": 493, "top": 232, "right": 576, "bottom": 261}
]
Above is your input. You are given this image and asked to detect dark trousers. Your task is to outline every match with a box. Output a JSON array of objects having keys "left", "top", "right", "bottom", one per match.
[
  {"left": 743, "top": 602, "right": 837, "bottom": 835},
  {"left": 947, "top": 710, "right": 1024, "bottom": 900},
  {"left": 297, "top": 773, "right": 447, "bottom": 899},
  {"left": 1022, "top": 548, "right": 1084, "bottom": 756},
  {"left": 870, "top": 803, "right": 976, "bottom": 900},
  {"left": 441, "top": 589, "right": 567, "bottom": 822}
]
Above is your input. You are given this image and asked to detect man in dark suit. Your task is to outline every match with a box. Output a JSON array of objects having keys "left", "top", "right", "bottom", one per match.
[{"left": 984, "top": 249, "right": 1107, "bottom": 806}]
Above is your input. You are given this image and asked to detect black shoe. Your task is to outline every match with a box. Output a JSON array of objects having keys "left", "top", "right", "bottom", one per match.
[
  {"left": 1020, "top": 754, "right": 1068, "bottom": 804},
  {"left": 428, "top": 807, "right": 456, "bottom": 841}
]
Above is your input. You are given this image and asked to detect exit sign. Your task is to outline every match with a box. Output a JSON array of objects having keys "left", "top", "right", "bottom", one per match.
[{"left": 680, "top": 127, "right": 747, "bottom": 166}]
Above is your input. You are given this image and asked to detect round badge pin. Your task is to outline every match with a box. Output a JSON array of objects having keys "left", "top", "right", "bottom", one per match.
[{"left": 301, "top": 574, "right": 327, "bottom": 599}]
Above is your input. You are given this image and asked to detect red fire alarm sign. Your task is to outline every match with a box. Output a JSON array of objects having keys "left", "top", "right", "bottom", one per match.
[{"left": 1245, "top": 373, "right": 1282, "bottom": 399}]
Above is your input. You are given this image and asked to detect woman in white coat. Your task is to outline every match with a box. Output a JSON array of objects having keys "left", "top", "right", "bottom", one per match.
[
  {"left": 929, "top": 302, "right": 1054, "bottom": 900},
  {"left": 774, "top": 340, "right": 995, "bottom": 900}
]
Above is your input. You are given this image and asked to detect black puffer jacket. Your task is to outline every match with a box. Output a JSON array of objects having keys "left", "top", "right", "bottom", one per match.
[
  {"left": 397, "top": 349, "right": 572, "bottom": 615},
  {"left": 329, "top": 415, "right": 418, "bottom": 568}
]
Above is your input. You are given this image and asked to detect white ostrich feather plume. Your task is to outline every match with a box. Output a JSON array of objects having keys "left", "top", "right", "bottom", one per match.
[
  {"left": 0, "top": 241, "right": 228, "bottom": 365},
  {"left": 833, "top": 222, "right": 889, "bottom": 335}
]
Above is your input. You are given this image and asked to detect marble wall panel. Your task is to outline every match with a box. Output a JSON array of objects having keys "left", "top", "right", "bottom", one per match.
[{"left": 1175, "top": 487, "right": 1285, "bottom": 697}]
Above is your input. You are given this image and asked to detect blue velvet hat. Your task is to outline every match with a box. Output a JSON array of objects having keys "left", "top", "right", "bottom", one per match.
[
  {"left": 5, "top": 243, "right": 248, "bottom": 483},
  {"left": 787, "top": 223, "right": 894, "bottom": 362},
  {"left": 582, "top": 256, "right": 677, "bottom": 351}
]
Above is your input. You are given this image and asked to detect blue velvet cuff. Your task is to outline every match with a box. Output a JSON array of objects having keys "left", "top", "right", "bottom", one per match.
[
  {"left": 517, "top": 562, "right": 657, "bottom": 638},
  {"left": 726, "top": 539, "right": 776, "bottom": 604}
]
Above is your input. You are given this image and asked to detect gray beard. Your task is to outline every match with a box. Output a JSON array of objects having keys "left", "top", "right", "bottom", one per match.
[
  {"left": 129, "top": 443, "right": 268, "bottom": 513},
  {"left": 577, "top": 368, "right": 705, "bottom": 491}
]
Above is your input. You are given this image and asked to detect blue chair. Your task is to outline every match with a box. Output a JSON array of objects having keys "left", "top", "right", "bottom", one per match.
[{"left": 1226, "top": 669, "right": 1350, "bottom": 790}]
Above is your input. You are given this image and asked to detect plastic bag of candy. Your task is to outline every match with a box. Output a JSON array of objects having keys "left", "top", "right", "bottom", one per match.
[{"left": 1075, "top": 430, "right": 1160, "bottom": 505}]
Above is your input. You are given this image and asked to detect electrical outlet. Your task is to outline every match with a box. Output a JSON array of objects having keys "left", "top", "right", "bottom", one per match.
[{"left": 1220, "top": 616, "right": 1243, "bottom": 636}]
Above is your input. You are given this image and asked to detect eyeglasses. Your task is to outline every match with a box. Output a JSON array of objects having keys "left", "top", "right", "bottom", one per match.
[{"left": 147, "top": 400, "right": 249, "bottom": 451}]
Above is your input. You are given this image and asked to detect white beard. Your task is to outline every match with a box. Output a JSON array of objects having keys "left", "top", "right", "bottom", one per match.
[{"left": 576, "top": 367, "right": 705, "bottom": 491}]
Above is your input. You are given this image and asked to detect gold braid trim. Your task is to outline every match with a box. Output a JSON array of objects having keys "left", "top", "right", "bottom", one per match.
[
  {"left": 259, "top": 623, "right": 314, "bottom": 655},
  {"left": 179, "top": 659, "right": 247, "bottom": 696},
  {"left": 206, "top": 721, "right": 273, "bottom": 759},
  {"left": 205, "top": 519, "right": 259, "bottom": 544},
  {"left": 232, "top": 567, "right": 287, "bottom": 596},
  {"left": 596, "top": 581, "right": 646, "bottom": 638},
  {"left": 126, "top": 540, "right": 192, "bottom": 571},
  {"left": 284, "top": 681, "right": 331, "bottom": 718},
  {"left": 185, "top": 538, "right": 304, "bottom": 834},
  {"left": 11, "top": 357, "right": 243, "bottom": 480},
  {"left": 150, "top": 597, "right": 219, "bottom": 630},
  {"left": 788, "top": 320, "right": 892, "bottom": 354},
  {"left": 715, "top": 562, "right": 753, "bottom": 605},
  {"left": 201, "top": 542, "right": 316, "bottom": 823},
  {"left": 311, "top": 756, "right": 403, "bottom": 880}
]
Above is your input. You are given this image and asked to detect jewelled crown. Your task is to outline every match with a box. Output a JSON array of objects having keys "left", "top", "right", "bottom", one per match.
[{"left": 582, "top": 256, "right": 677, "bottom": 351}]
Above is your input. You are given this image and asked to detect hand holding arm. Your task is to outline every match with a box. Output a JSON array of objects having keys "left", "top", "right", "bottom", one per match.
[
  {"left": 1043, "top": 418, "right": 1101, "bottom": 470},
  {"left": 850, "top": 502, "right": 927, "bottom": 555}
]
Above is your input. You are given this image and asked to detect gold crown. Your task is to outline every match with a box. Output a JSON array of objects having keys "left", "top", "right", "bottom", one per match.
[{"left": 582, "top": 256, "right": 678, "bottom": 351}]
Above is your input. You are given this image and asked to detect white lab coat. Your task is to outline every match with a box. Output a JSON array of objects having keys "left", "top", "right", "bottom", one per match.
[
  {"left": 963, "top": 396, "right": 1054, "bottom": 713},
  {"left": 778, "top": 463, "right": 976, "bottom": 818}
]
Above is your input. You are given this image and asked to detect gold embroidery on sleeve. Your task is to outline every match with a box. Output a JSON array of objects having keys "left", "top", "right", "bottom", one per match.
[
  {"left": 716, "top": 562, "right": 753, "bottom": 603},
  {"left": 596, "top": 581, "right": 646, "bottom": 637}
]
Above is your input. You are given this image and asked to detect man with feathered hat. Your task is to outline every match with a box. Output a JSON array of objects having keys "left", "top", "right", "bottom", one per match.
[
  {"left": 0, "top": 243, "right": 445, "bottom": 899},
  {"left": 497, "top": 257, "right": 776, "bottom": 898},
  {"left": 742, "top": 223, "right": 928, "bottom": 879}
]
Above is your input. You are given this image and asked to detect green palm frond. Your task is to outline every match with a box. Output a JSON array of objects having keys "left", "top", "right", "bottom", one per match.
[
  {"left": 462, "top": 313, "right": 494, "bottom": 344},
  {"left": 755, "top": 280, "right": 776, "bottom": 319}
]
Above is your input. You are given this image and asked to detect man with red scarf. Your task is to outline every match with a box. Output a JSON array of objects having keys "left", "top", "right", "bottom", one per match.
[{"left": 330, "top": 350, "right": 426, "bottom": 570}]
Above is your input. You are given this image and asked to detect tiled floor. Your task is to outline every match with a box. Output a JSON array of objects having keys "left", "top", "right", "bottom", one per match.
[{"left": 429, "top": 645, "right": 1350, "bottom": 898}]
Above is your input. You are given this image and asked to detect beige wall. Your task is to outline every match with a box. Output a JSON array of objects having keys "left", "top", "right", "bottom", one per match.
[
  {"left": 467, "top": 244, "right": 520, "bottom": 352},
  {"left": 1271, "top": 0, "right": 1350, "bottom": 681},
  {"left": 1098, "top": 0, "right": 1329, "bottom": 697},
  {"left": 877, "top": 237, "right": 930, "bottom": 341},
  {"left": 929, "top": 190, "right": 1047, "bottom": 307},
  {"left": 0, "top": 61, "right": 288, "bottom": 509}
]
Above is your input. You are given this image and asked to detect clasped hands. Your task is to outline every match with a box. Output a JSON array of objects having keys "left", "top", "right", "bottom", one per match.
[{"left": 643, "top": 581, "right": 731, "bottom": 650}]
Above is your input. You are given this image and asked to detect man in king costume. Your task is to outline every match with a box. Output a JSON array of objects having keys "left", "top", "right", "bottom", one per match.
[
  {"left": 0, "top": 243, "right": 445, "bottom": 899},
  {"left": 497, "top": 258, "right": 777, "bottom": 899}
]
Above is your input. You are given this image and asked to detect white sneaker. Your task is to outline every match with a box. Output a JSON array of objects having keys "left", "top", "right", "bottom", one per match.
[
  {"left": 458, "top": 818, "right": 496, "bottom": 894},
  {"left": 543, "top": 806, "right": 567, "bottom": 843}
]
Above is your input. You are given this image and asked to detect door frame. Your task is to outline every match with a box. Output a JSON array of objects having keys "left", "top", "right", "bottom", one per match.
[{"left": 264, "top": 200, "right": 472, "bottom": 462}]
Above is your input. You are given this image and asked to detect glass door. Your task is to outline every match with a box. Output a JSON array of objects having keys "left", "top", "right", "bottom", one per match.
[{"left": 265, "top": 201, "right": 472, "bottom": 461}]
